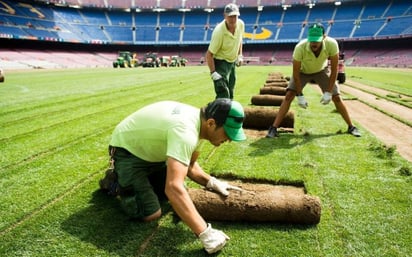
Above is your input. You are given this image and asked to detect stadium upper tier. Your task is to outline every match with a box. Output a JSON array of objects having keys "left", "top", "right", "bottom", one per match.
[
  {"left": 36, "top": 0, "right": 369, "bottom": 9},
  {"left": 0, "top": 0, "right": 411, "bottom": 45}
]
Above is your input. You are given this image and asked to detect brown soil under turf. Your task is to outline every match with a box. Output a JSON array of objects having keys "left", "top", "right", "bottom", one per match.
[
  {"left": 340, "top": 80, "right": 412, "bottom": 162},
  {"left": 244, "top": 80, "right": 412, "bottom": 162}
]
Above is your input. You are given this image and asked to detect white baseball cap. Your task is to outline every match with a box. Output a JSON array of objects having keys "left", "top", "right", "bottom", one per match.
[{"left": 224, "top": 3, "right": 240, "bottom": 16}]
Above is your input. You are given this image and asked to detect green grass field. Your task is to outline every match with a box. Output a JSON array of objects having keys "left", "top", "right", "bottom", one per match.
[{"left": 0, "top": 66, "right": 411, "bottom": 257}]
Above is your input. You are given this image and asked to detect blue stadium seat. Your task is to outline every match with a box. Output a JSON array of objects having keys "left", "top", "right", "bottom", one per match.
[
  {"left": 378, "top": 16, "right": 412, "bottom": 36},
  {"left": 334, "top": 2, "right": 363, "bottom": 20},
  {"left": 328, "top": 21, "right": 352, "bottom": 39},
  {"left": 258, "top": 6, "right": 282, "bottom": 25},
  {"left": 282, "top": 6, "right": 308, "bottom": 23},
  {"left": 352, "top": 19, "right": 385, "bottom": 38},
  {"left": 108, "top": 12, "right": 133, "bottom": 26},
  {"left": 158, "top": 26, "right": 181, "bottom": 42},
  {"left": 104, "top": 26, "right": 133, "bottom": 43},
  {"left": 0, "top": 0, "right": 410, "bottom": 45},
  {"left": 182, "top": 25, "right": 206, "bottom": 41},
  {"left": 81, "top": 9, "right": 109, "bottom": 25},
  {"left": 307, "top": 4, "right": 335, "bottom": 23},
  {"left": 385, "top": 1, "right": 411, "bottom": 16},
  {"left": 361, "top": 1, "right": 388, "bottom": 19}
]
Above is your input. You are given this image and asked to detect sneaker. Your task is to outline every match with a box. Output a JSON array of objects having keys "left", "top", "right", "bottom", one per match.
[
  {"left": 99, "top": 169, "right": 119, "bottom": 196},
  {"left": 348, "top": 126, "right": 361, "bottom": 137},
  {"left": 266, "top": 126, "right": 279, "bottom": 138}
]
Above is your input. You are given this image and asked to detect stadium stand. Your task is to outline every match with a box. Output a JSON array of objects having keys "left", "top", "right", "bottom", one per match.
[{"left": 0, "top": 0, "right": 411, "bottom": 69}]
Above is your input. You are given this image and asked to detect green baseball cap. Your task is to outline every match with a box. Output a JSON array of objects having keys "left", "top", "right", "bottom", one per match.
[
  {"left": 205, "top": 98, "right": 246, "bottom": 141},
  {"left": 308, "top": 24, "right": 324, "bottom": 42}
]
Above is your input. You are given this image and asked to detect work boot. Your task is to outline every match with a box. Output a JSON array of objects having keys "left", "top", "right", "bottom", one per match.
[
  {"left": 99, "top": 169, "right": 119, "bottom": 196},
  {"left": 348, "top": 126, "right": 361, "bottom": 137},
  {"left": 266, "top": 126, "right": 279, "bottom": 138}
]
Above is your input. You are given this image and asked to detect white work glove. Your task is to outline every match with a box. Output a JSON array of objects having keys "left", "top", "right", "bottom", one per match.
[
  {"left": 236, "top": 55, "right": 243, "bottom": 66},
  {"left": 206, "top": 177, "right": 243, "bottom": 197},
  {"left": 210, "top": 71, "right": 222, "bottom": 81},
  {"left": 199, "top": 223, "right": 230, "bottom": 254},
  {"left": 320, "top": 92, "right": 332, "bottom": 105},
  {"left": 297, "top": 95, "right": 308, "bottom": 109}
]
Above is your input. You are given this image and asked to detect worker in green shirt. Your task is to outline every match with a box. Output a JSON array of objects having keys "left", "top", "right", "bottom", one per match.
[
  {"left": 206, "top": 3, "right": 244, "bottom": 99},
  {"left": 266, "top": 23, "right": 361, "bottom": 138},
  {"left": 100, "top": 98, "right": 246, "bottom": 254}
]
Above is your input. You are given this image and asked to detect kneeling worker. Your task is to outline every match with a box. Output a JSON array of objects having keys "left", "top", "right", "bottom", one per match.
[{"left": 100, "top": 98, "right": 246, "bottom": 254}]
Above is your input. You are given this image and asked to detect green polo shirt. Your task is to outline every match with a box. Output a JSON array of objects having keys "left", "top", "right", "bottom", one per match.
[
  {"left": 293, "top": 36, "right": 339, "bottom": 74},
  {"left": 208, "top": 19, "right": 245, "bottom": 63},
  {"left": 110, "top": 101, "right": 202, "bottom": 166}
]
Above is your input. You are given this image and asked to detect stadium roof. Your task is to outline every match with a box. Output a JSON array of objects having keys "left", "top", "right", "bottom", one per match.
[{"left": 32, "top": 0, "right": 366, "bottom": 10}]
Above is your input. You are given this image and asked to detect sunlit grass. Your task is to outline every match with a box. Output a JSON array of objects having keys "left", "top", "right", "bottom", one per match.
[{"left": 0, "top": 66, "right": 411, "bottom": 256}]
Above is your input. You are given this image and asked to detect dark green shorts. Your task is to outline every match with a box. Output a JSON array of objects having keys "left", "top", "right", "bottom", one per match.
[{"left": 111, "top": 147, "right": 167, "bottom": 219}]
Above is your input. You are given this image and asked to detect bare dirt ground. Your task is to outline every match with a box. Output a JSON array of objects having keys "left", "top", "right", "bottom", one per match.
[{"left": 339, "top": 80, "right": 412, "bottom": 162}]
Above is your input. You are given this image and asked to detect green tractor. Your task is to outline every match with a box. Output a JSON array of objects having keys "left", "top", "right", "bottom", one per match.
[
  {"left": 113, "top": 51, "right": 139, "bottom": 68},
  {"left": 142, "top": 52, "right": 160, "bottom": 68},
  {"left": 169, "top": 56, "right": 188, "bottom": 67},
  {"left": 179, "top": 57, "right": 188, "bottom": 67}
]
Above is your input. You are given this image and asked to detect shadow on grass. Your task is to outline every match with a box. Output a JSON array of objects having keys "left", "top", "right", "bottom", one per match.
[
  {"left": 61, "top": 190, "right": 168, "bottom": 256},
  {"left": 216, "top": 220, "right": 318, "bottom": 232},
  {"left": 144, "top": 221, "right": 317, "bottom": 257},
  {"left": 248, "top": 132, "right": 340, "bottom": 156},
  {"left": 61, "top": 190, "right": 319, "bottom": 256},
  {"left": 61, "top": 190, "right": 216, "bottom": 256}
]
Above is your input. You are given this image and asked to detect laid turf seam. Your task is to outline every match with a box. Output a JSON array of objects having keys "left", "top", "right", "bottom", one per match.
[
  {"left": 345, "top": 81, "right": 412, "bottom": 109},
  {"left": 0, "top": 166, "right": 106, "bottom": 237},
  {"left": 356, "top": 98, "right": 412, "bottom": 127},
  {"left": 1, "top": 71, "right": 206, "bottom": 130},
  {"left": 0, "top": 81, "right": 179, "bottom": 126},
  {"left": 1, "top": 81, "right": 213, "bottom": 171},
  {"left": 0, "top": 101, "right": 127, "bottom": 144},
  {"left": 0, "top": 137, "right": 218, "bottom": 254},
  {"left": 0, "top": 95, "right": 143, "bottom": 142},
  {"left": 135, "top": 216, "right": 170, "bottom": 256},
  {"left": 317, "top": 168, "right": 347, "bottom": 254},
  {"left": 339, "top": 88, "right": 412, "bottom": 128},
  {"left": 0, "top": 68, "right": 206, "bottom": 118},
  {"left": 0, "top": 80, "right": 208, "bottom": 143},
  {"left": 203, "top": 145, "right": 219, "bottom": 163},
  {"left": 0, "top": 124, "right": 112, "bottom": 171}
]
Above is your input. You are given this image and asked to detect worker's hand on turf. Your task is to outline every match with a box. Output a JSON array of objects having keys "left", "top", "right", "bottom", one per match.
[
  {"left": 210, "top": 71, "right": 222, "bottom": 81},
  {"left": 297, "top": 95, "right": 308, "bottom": 109},
  {"left": 236, "top": 55, "right": 243, "bottom": 67},
  {"left": 320, "top": 92, "right": 332, "bottom": 105},
  {"left": 199, "top": 223, "right": 230, "bottom": 254},
  {"left": 206, "top": 177, "right": 242, "bottom": 196}
]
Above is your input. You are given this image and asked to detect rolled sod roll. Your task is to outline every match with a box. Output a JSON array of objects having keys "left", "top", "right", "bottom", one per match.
[
  {"left": 251, "top": 95, "right": 284, "bottom": 106},
  {"left": 264, "top": 81, "right": 288, "bottom": 87},
  {"left": 265, "top": 78, "right": 287, "bottom": 83},
  {"left": 268, "top": 72, "right": 284, "bottom": 78},
  {"left": 259, "top": 86, "right": 287, "bottom": 95},
  {"left": 243, "top": 107, "right": 294, "bottom": 129},
  {"left": 188, "top": 182, "right": 321, "bottom": 225}
]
